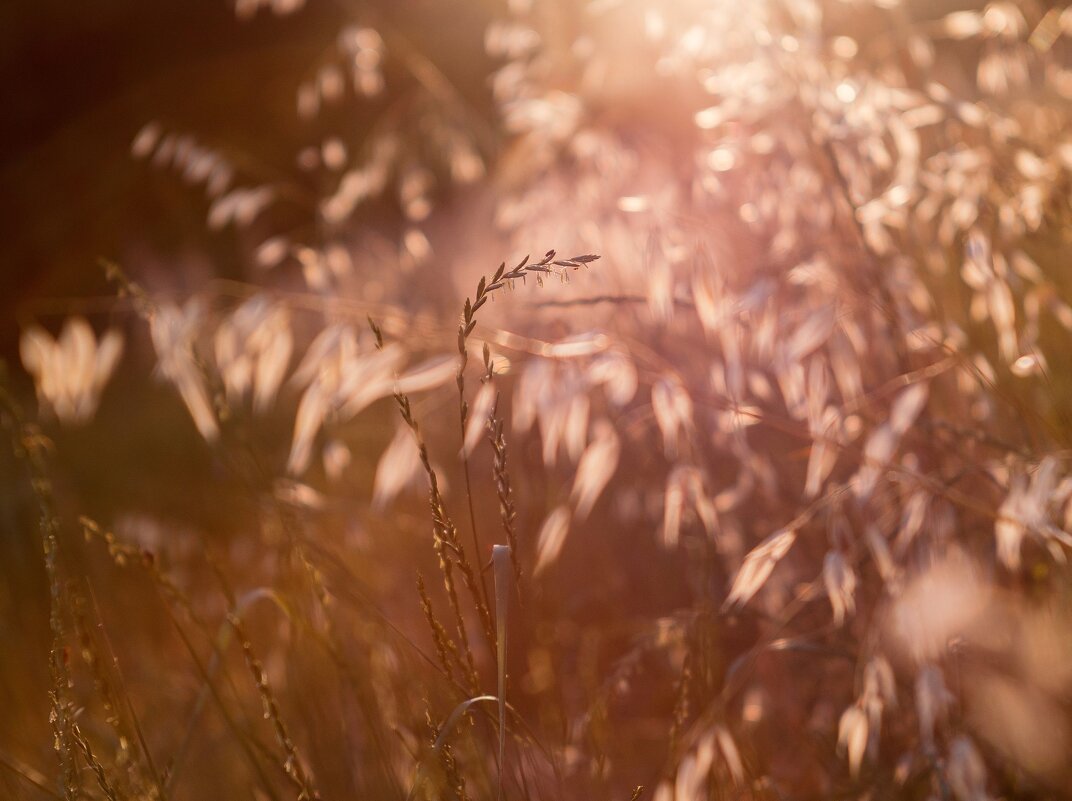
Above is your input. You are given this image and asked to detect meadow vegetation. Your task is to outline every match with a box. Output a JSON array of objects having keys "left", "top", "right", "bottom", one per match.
[{"left": 4, "top": 1, "right": 1072, "bottom": 799}]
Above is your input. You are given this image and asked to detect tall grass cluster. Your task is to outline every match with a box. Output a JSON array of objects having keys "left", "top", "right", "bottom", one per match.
[{"left": 4, "top": 1, "right": 1072, "bottom": 800}]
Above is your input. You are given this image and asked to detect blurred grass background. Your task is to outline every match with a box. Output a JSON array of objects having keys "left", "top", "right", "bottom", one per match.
[{"left": 3, "top": 1, "right": 1071, "bottom": 798}]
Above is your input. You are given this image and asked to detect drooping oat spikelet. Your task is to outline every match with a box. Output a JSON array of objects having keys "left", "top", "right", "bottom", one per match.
[
  {"left": 19, "top": 318, "right": 123, "bottom": 425},
  {"left": 722, "top": 529, "right": 797, "bottom": 611}
]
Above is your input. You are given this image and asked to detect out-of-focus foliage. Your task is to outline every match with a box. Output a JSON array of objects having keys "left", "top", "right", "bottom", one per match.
[{"left": 4, "top": 1, "right": 1072, "bottom": 800}]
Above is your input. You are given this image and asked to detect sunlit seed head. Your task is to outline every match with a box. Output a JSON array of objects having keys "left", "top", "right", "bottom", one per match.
[
  {"left": 832, "top": 36, "right": 858, "bottom": 59},
  {"left": 694, "top": 107, "right": 722, "bottom": 129},
  {"left": 835, "top": 81, "right": 858, "bottom": 104},
  {"left": 707, "top": 147, "right": 736, "bottom": 172},
  {"left": 1011, "top": 353, "right": 1041, "bottom": 377},
  {"left": 618, "top": 195, "right": 650, "bottom": 213},
  {"left": 321, "top": 138, "right": 347, "bottom": 171}
]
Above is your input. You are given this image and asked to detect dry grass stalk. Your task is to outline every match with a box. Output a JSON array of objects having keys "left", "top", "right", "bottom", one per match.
[
  {"left": 0, "top": 382, "right": 81, "bottom": 799},
  {"left": 369, "top": 316, "right": 489, "bottom": 689},
  {"left": 484, "top": 343, "right": 522, "bottom": 590}
]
